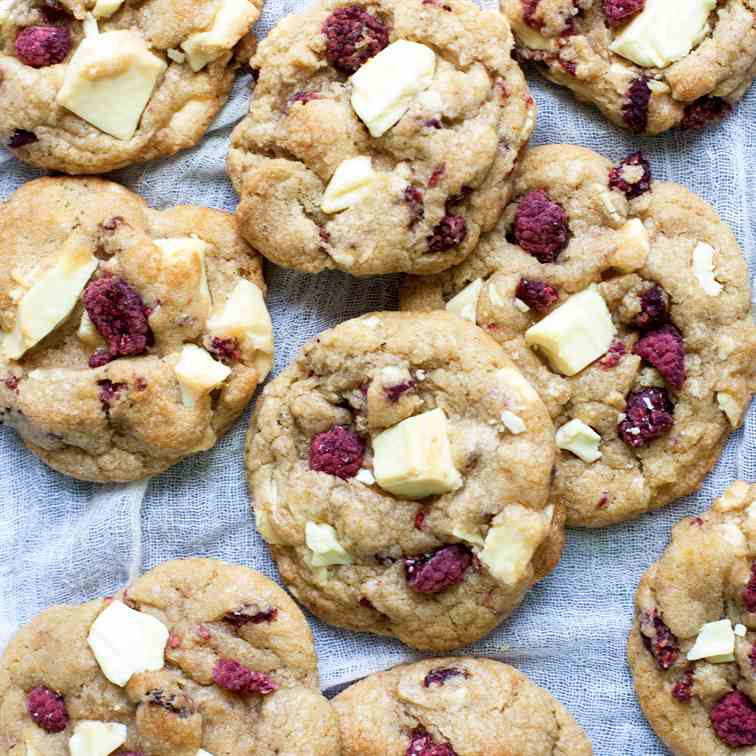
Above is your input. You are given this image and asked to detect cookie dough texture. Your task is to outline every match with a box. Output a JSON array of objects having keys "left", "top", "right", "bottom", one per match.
[
  {"left": 333, "top": 657, "right": 593, "bottom": 755},
  {"left": 228, "top": 0, "right": 535, "bottom": 276},
  {"left": 628, "top": 482, "right": 756, "bottom": 756},
  {"left": 500, "top": 0, "right": 756, "bottom": 134},
  {"left": 0, "top": 558, "right": 341, "bottom": 756},
  {"left": 0, "top": 177, "right": 272, "bottom": 482},
  {"left": 246, "top": 311, "right": 562, "bottom": 651},
  {"left": 402, "top": 145, "right": 756, "bottom": 527},
  {"left": 1, "top": 0, "right": 260, "bottom": 174}
]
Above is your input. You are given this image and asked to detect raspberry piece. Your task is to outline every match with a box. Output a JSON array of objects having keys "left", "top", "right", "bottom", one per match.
[
  {"left": 522, "top": 0, "right": 542, "bottom": 29},
  {"left": 422, "top": 667, "right": 469, "bottom": 688},
  {"left": 635, "top": 284, "right": 669, "bottom": 330},
  {"left": 711, "top": 691, "right": 756, "bottom": 747},
  {"left": 15, "top": 26, "right": 71, "bottom": 68},
  {"left": 618, "top": 388, "right": 674, "bottom": 448},
  {"left": 27, "top": 686, "right": 69, "bottom": 733},
  {"left": 427, "top": 215, "right": 467, "bottom": 253},
  {"left": 289, "top": 91, "right": 322, "bottom": 106},
  {"left": 384, "top": 381, "right": 416, "bottom": 402},
  {"left": 602, "top": 0, "right": 645, "bottom": 28},
  {"left": 682, "top": 96, "right": 732, "bottom": 129},
  {"left": 322, "top": 5, "right": 389, "bottom": 73},
  {"left": 516, "top": 279, "right": 559, "bottom": 311},
  {"left": 742, "top": 563, "right": 756, "bottom": 612},
  {"left": 599, "top": 338, "right": 626, "bottom": 369},
  {"left": 671, "top": 670, "right": 694, "bottom": 703},
  {"left": 404, "top": 545, "right": 472, "bottom": 594},
  {"left": 406, "top": 727, "right": 457, "bottom": 756},
  {"left": 212, "top": 659, "right": 277, "bottom": 695},
  {"left": 639, "top": 608, "right": 679, "bottom": 670},
  {"left": 633, "top": 325, "right": 685, "bottom": 388},
  {"left": 210, "top": 336, "right": 241, "bottom": 364},
  {"left": 224, "top": 605, "right": 278, "bottom": 627},
  {"left": 608, "top": 151, "right": 652, "bottom": 199},
  {"left": 414, "top": 510, "right": 427, "bottom": 531},
  {"left": 40, "top": 0, "right": 70, "bottom": 21},
  {"left": 513, "top": 189, "right": 569, "bottom": 263},
  {"left": 83, "top": 277, "right": 153, "bottom": 366},
  {"left": 429, "top": 165, "right": 445, "bottom": 188},
  {"left": 309, "top": 426, "right": 365, "bottom": 479},
  {"left": 98, "top": 379, "right": 126, "bottom": 412},
  {"left": 8, "top": 130, "right": 37, "bottom": 149},
  {"left": 623, "top": 77, "right": 651, "bottom": 132},
  {"left": 404, "top": 186, "right": 425, "bottom": 228}
]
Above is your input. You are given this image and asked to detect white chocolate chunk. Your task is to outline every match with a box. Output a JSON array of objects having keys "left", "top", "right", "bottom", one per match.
[
  {"left": 355, "top": 468, "right": 375, "bottom": 485},
  {"left": 77, "top": 310, "right": 102, "bottom": 346},
  {"left": 513, "top": 21, "right": 554, "bottom": 51},
  {"left": 305, "top": 522, "right": 353, "bottom": 567},
  {"left": 717, "top": 392, "right": 743, "bottom": 427},
  {"left": 69, "top": 722, "right": 127, "bottom": 756},
  {"left": 155, "top": 237, "right": 212, "bottom": 320},
  {"left": 83, "top": 12, "right": 99, "bottom": 37},
  {"left": 513, "top": 297, "right": 530, "bottom": 313},
  {"left": 92, "top": 0, "right": 125, "bottom": 18},
  {"left": 167, "top": 48, "right": 186, "bottom": 64},
  {"left": 87, "top": 601, "right": 168, "bottom": 687},
  {"left": 446, "top": 279, "right": 483, "bottom": 324},
  {"left": 451, "top": 527, "right": 485, "bottom": 547},
  {"left": 692, "top": 242, "right": 723, "bottom": 296},
  {"left": 501, "top": 410, "right": 526, "bottom": 434},
  {"left": 321, "top": 156, "right": 375, "bottom": 214},
  {"left": 3, "top": 233, "right": 98, "bottom": 360},
  {"left": 687, "top": 618, "right": 735, "bottom": 662},
  {"left": 173, "top": 344, "right": 231, "bottom": 408},
  {"left": 181, "top": 0, "right": 257, "bottom": 72},
  {"left": 372, "top": 408, "right": 462, "bottom": 499},
  {"left": 525, "top": 285, "right": 616, "bottom": 376},
  {"left": 609, "top": 0, "right": 716, "bottom": 68},
  {"left": 735, "top": 623, "right": 747, "bottom": 637},
  {"left": 612, "top": 218, "right": 650, "bottom": 272},
  {"left": 555, "top": 418, "right": 602, "bottom": 463},
  {"left": 350, "top": 40, "right": 436, "bottom": 137}
]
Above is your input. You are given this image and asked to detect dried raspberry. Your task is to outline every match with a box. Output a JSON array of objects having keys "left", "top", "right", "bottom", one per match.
[
  {"left": 210, "top": 337, "right": 241, "bottom": 365},
  {"left": 623, "top": 77, "right": 651, "bottom": 133},
  {"left": 639, "top": 608, "right": 679, "bottom": 670},
  {"left": 8, "top": 129, "right": 37, "bottom": 149},
  {"left": 322, "top": 5, "right": 389, "bottom": 73},
  {"left": 422, "top": 667, "right": 469, "bottom": 687},
  {"left": 224, "top": 605, "right": 278, "bottom": 627},
  {"left": 633, "top": 325, "right": 685, "bottom": 388},
  {"left": 635, "top": 284, "right": 669, "bottom": 330},
  {"left": 742, "top": 563, "right": 756, "bottom": 612},
  {"left": 27, "top": 686, "right": 69, "bottom": 733},
  {"left": 406, "top": 727, "right": 457, "bottom": 756},
  {"left": 384, "top": 381, "right": 416, "bottom": 402},
  {"left": 608, "top": 151, "right": 652, "bottom": 199},
  {"left": 513, "top": 190, "right": 569, "bottom": 263},
  {"left": 414, "top": 510, "right": 427, "bottom": 531},
  {"left": 602, "top": 0, "right": 644, "bottom": 28},
  {"left": 404, "top": 545, "right": 472, "bottom": 594},
  {"left": 429, "top": 165, "right": 446, "bottom": 188},
  {"left": 427, "top": 215, "right": 467, "bottom": 253},
  {"left": 522, "top": 0, "right": 542, "bottom": 28},
  {"left": 40, "top": 0, "right": 70, "bottom": 21},
  {"left": 404, "top": 186, "right": 425, "bottom": 228},
  {"left": 710, "top": 691, "right": 756, "bottom": 747},
  {"left": 309, "top": 426, "right": 365, "bottom": 479},
  {"left": 196, "top": 624, "right": 212, "bottom": 641},
  {"left": 168, "top": 632, "right": 181, "bottom": 649},
  {"left": 423, "top": 118, "right": 442, "bottom": 129},
  {"left": 289, "top": 91, "right": 322, "bottom": 106},
  {"left": 599, "top": 339, "right": 626, "bottom": 369},
  {"left": 212, "top": 659, "right": 277, "bottom": 695},
  {"left": 100, "top": 216, "right": 125, "bottom": 233},
  {"left": 671, "top": 670, "right": 694, "bottom": 703},
  {"left": 516, "top": 279, "right": 559, "bottom": 311},
  {"left": 682, "top": 96, "right": 732, "bottom": 130},
  {"left": 618, "top": 388, "right": 674, "bottom": 447},
  {"left": 4, "top": 376, "right": 19, "bottom": 392},
  {"left": 83, "top": 277, "right": 153, "bottom": 366},
  {"left": 15, "top": 26, "right": 71, "bottom": 67},
  {"left": 98, "top": 379, "right": 126, "bottom": 412}
]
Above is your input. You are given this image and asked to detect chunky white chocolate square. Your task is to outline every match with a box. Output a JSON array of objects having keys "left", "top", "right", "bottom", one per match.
[
  {"left": 350, "top": 40, "right": 436, "bottom": 138},
  {"left": 155, "top": 237, "right": 212, "bottom": 319},
  {"left": 305, "top": 522, "right": 353, "bottom": 567},
  {"left": 525, "top": 285, "right": 616, "bottom": 376},
  {"left": 372, "top": 408, "right": 462, "bottom": 499},
  {"left": 612, "top": 218, "right": 650, "bottom": 272},
  {"left": 77, "top": 311, "right": 103, "bottom": 347},
  {"left": 556, "top": 418, "right": 602, "bottom": 463},
  {"left": 446, "top": 279, "right": 483, "bottom": 324},
  {"left": 500, "top": 410, "right": 526, "bottom": 434},
  {"left": 686, "top": 618, "right": 735, "bottom": 662},
  {"left": 69, "top": 722, "right": 128, "bottom": 756},
  {"left": 57, "top": 30, "right": 167, "bottom": 141},
  {"left": 717, "top": 392, "right": 742, "bottom": 427},
  {"left": 691, "top": 241, "right": 723, "bottom": 296},
  {"left": 321, "top": 156, "right": 375, "bottom": 214},
  {"left": 173, "top": 344, "right": 231, "bottom": 408},
  {"left": 92, "top": 0, "right": 125, "bottom": 18},
  {"left": 87, "top": 600, "right": 169, "bottom": 687}
]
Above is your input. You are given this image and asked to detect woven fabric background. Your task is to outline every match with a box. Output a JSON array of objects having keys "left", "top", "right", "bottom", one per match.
[{"left": 1, "top": 2, "right": 755, "bottom": 753}]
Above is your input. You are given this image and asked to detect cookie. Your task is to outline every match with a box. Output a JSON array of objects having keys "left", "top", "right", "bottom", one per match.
[
  {"left": 245, "top": 310, "right": 562, "bottom": 652},
  {"left": 228, "top": 0, "right": 535, "bottom": 276},
  {"left": 500, "top": 0, "right": 756, "bottom": 134},
  {"left": 333, "top": 657, "right": 593, "bottom": 755},
  {"left": 0, "top": 176, "right": 274, "bottom": 482},
  {"left": 402, "top": 145, "right": 756, "bottom": 528},
  {"left": 1, "top": 0, "right": 261, "bottom": 174},
  {"left": 0, "top": 558, "right": 341, "bottom": 756}
]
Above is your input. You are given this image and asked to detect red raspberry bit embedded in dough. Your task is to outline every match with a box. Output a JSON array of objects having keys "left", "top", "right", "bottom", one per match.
[
  {"left": 414, "top": 510, "right": 427, "bottom": 531},
  {"left": 639, "top": 608, "right": 679, "bottom": 670},
  {"left": 97, "top": 379, "right": 126, "bottom": 412},
  {"left": 710, "top": 691, "right": 756, "bottom": 747},
  {"left": 682, "top": 96, "right": 732, "bottom": 129},
  {"left": 623, "top": 77, "right": 651, "bottom": 133},
  {"left": 633, "top": 325, "right": 685, "bottom": 388},
  {"left": 404, "top": 186, "right": 425, "bottom": 228},
  {"left": 167, "top": 632, "right": 181, "bottom": 649},
  {"left": 608, "top": 151, "right": 652, "bottom": 199},
  {"left": 422, "top": 667, "right": 469, "bottom": 687},
  {"left": 404, "top": 545, "right": 473, "bottom": 594},
  {"left": 671, "top": 670, "right": 694, "bottom": 703},
  {"left": 212, "top": 659, "right": 277, "bottom": 695},
  {"left": 513, "top": 190, "right": 569, "bottom": 263},
  {"left": 427, "top": 215, "right": 467, "bottom": 253},
  {"left": 428, "top": 165, "right": 446, "bottom": 188},
  {"left": 742, "top": 563, "right": 756, "bottom": 612},
  {"left": 4, "top": 376, "right": 19, "bottom": 392},
  {"left": 602, "top": 0, "right": 645, "bottom": 28},
  {"left": 522, "top": 0, "right": 543, "bottom": 29},
  {"left": 196, "top": 624, "right": 212, "bottom": 641},
  {"left": 635, "top": 284, "right": 669, "bottom": 330},
  {"left": 309, "top": 425, "right": 366, "bottom": 479},
  {"left": 15, "top": 26, "right": 71, "bottom": 67},
  {"left": 599, "top": 338, "right": 626, "bottom": 369},
  {"left": 618, "top": 388, "right": 674, "bottom": 448},
  {"left": 322, "top": 5, "right": 389, "bottom": 73},
  {"left": 7, "top": 130, "right": 38, "bottom": 149},
  {"left": 27, "top": 686, "right": 69, "bottom": 733},
  {"left": 288, "top": 91, "right": 322, "bottom": 107},
  {"left": 224, "top": 604, "right": 278, "bottom": 627},
  {"left": 384, "top": 381, "right": 416, "bottom": 403},
  {"left": 515, "top": 279, "right": 559, "bottom": 311},
  {"left": 406, "top": 727, "right": 458, "bottom": 756},
  {"left": 210, "top": 336, "right": 242, "bottom": 365}
]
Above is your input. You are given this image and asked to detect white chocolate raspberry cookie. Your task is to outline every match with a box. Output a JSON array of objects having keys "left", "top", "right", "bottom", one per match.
[
  {"left": 1, "top": 0, "right": 261, "bottom": 174},
  {"left": 402, "top": 145, "right": 756, "bottom": 527},
  {"left": 0, "top": 177, "right": 274, "bottom": 482},
  {"left": 245, "top": 311, "right": 562, "bottom": 652},
  {"left": 0, "top": 558, "right": 341, "bottom": 756},
  {"left": 228, "top": 0, "right": 535, "bottom": 276}
]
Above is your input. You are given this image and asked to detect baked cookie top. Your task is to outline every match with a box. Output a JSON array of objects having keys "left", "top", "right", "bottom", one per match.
[
  {"left": 245, "top": 311, "right": 562, "bottom": 652},
  {"left": 333, "top": 657, "right": 593, "bottom": 756},
  {"left": 500, "top": 0, "right": 756, "bottom": 134},
  {"left": 228, "top": 0, "right": 535, "bottom": 277},
  {"left": 1, "top": 0, "right": 261, "bottom": 174},
  {"left": 0, "top": 558, "right": 341, "bottom": 756},
  {"left": 402, "top": 145, "right": 756, "bottom": 528},
  {"left": 627, "top": 482, "right": 756, "bottom": 756},
  {"left": 0, "top": 177, "right": 274, "bottom": 482}
]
